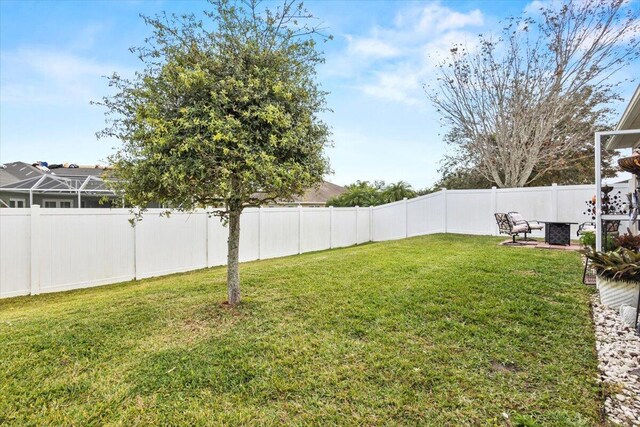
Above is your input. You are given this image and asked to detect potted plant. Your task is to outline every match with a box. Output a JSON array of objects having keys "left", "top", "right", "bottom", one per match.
[{"left": 583, "top": 246, "right": 640, "bottom": 309}]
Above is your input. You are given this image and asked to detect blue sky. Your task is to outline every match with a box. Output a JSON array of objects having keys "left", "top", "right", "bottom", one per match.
[{"left": 1, "top": 0, "right": 638, "bottom": 189}]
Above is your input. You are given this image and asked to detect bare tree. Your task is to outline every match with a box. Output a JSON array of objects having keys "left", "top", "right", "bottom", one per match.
[{"left": 428, "top": 0, "right": 639, "bottom": 188}]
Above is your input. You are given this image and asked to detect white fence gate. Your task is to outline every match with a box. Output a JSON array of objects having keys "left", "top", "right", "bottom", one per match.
[{"left": 0, "top": 182, "right": 630, "bottom": 298}]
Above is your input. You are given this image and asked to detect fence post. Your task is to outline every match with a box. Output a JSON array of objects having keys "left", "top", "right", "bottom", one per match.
[
  {"left": 490, "top": 186, "right": 498, "bottom": 235},
  {"left": 298, "top": 205, "right": 302, "bottom": 254},
  {"left": 133, "top": 212, "right": 138, "bottom": 280},
  {"left": 329, "top": 206, "right": 334, "bottom": 249},
  {"left": 551, "top": 183, "right": 559, "bottom": 221},
  {"left": 355, "top": 206, "right": 359, "bottom": 245},
  {"left": 258, "top": 206, "right": 262, "bottom": 260},
  {"left": 404, "top": 197, "right": 409, "bottom": 238},
  {"left": 205, "top": 210, "right": 210, "bottom": 268},
  {"left": 369, "top": 206, "right": 373, "bottom": 242},
  {"left": 30, "top": 204, "right": 41, "bottom": 295},
  {"left": 442, "top": 188, "right": 448, "bottom": 234}
]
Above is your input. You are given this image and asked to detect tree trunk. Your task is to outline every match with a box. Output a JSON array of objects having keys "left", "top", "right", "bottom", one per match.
[{"left": 226, "top": 207, "right": 241, "bottom": 305}]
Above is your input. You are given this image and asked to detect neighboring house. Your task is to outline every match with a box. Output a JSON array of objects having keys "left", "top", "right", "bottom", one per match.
[
  {"left": 252, "top": 181, "right": 346, "bottom": 207},
  {"left": 0, "top": 161, "right": 116, "bottom": 208},
  {"left": 0, "top": 161, "right": 345, "bottom": 209},
  {"left": 277, "top": 181, "right": 346, "bottom": 207}
]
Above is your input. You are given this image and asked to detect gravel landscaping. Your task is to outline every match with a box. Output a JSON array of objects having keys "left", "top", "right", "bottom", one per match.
[{"left": 592, "top": 295, "right": 640, "bottom": 426}]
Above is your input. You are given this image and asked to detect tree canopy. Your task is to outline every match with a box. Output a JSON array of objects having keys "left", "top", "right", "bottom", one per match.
[
  {"left": 428, "top": 0, "right": 639, "bottom": 188},
  {"left": 96, "top": 0, "right": 331, "bottom": 304}
]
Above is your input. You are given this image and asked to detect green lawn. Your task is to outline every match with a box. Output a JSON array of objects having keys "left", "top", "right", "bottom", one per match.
[{"left": 0, "top": 234, "right": 600, "bottom": 426}]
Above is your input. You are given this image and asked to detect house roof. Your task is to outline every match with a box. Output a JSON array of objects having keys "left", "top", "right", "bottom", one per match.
[
  {"left": 289, "top": 181, "right": 346, "bottom": 204},
  {"left": 251, "top": 181, "right": 346, "bottom": 205},
  {"left": 1, "top": 162, "right": 43, "bottom": 185},
  {"left": 607, "top": 84, "right": 640, "bottom": 150}
]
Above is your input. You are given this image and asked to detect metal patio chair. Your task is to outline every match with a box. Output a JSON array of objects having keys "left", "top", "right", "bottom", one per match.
[
  {"left": 495, "top": 213, "right": 530, "bottom": 244},
  {"left": 507, "top": 212, "right": 544, "bottom": 241}
]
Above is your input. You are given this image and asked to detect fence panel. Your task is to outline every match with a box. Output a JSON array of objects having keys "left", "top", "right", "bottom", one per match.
[
  {"left": 135, "top": 211, "right": 207, "bottom": 279},
  {"left": 332, "top": 208, "right": 358, "bottom": 248},
  {"left": 447, "top": 190, "right": 493, "bottom": 235},
  {"left": 239, "top": 209, "right": 260, "bottom": 262},
  {"left": 38, "top": 209, "right": 135, "bottom": 292},
  {"left": 372, "top": 201, "right": 406, "bottom": 241},
  {"left": 356, "top": 207, "right": 371, "bottom": 244},
  {"left": 407, "top": 192, "right": 446, "bottom": 236},
  {"left": 208, "top": 215, "right": 228, "bottom": 267},
  {"left": 300, "top": 208, "right": 331, "bottom": 253},
  {"left": 260, "top": 208, "right": 299, "bottom": 259},
  {"left": 0, "top": 209, "right": 31, "bottom": 297}
]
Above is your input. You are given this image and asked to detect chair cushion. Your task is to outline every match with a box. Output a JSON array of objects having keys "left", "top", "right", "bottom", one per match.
[
  {"left": 509, "top": 213, "right": 525, "bottom": 222},
  {"left": 512, "top": 224, "right": 529, "bottom": 233}
]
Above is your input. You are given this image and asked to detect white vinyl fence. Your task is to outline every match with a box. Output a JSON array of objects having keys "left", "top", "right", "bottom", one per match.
[{"left": 0, "top": 182, "right": 630, "bottom": 298}]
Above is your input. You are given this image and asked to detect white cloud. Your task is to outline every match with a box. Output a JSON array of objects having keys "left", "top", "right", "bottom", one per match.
[
  {"left": 416, "top": 5, "right": 483, "bottom": 32},
  {"left": 0, "top": 48, "right": 129, "bottom": 106},
  {"left": 332, "top": 2, "right": 486, "bottom": 107},
  {"left": 346, "top": 36, "right": 400, "bottom": 58},
  {"left": 523, "top": 0, "right": 548, "bottom": 15}
]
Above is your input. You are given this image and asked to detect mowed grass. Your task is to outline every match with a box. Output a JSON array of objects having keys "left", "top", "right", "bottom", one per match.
[{"left": 0, "top": 234, "right": 600, "bottom": 426}]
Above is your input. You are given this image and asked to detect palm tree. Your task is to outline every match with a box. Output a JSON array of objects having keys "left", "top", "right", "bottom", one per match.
[{"left": 380, "top": 181, "right": 416, "bottom": 203}]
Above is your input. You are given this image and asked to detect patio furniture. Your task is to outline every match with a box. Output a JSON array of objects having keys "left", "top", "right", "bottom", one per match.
[
  {"left": 539, "top": 221, "right": 578, "bottom": 245},
  {"left": 577, "top": 222, "right": 596, "bottom": 236},
  {"left": 508, "top": 212, "right": 544, "bottom": 241},
  {"left": 495, "top": 213, "right": 530, "bottom": 244}
]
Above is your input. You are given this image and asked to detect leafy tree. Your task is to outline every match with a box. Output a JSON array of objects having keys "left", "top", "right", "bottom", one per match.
[
  {"left": 327, "top": 181, "right": 383, "bottom": 207},
  {"left": 96, "top": 0, "right": 331, "bottom": 305},
  {"left": 428, "top": 0, "right": 639, "bottom": 188}
]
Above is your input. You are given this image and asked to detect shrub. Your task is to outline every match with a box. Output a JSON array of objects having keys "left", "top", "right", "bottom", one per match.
[
  {"left": 613, "top": 228, "right": 640, "bottom": 252},
  {"left": 579, "top": 231, "right": 596, "bottom": 250}
]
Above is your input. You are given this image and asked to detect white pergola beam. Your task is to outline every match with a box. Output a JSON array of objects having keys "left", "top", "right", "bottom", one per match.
[{"left": 594, "top": 129, "right": 640, "bottom": 251}]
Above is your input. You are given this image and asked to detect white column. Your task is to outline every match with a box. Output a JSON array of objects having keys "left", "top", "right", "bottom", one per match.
[
  {"left": 595, "top": 133, "right": 603, "bottom": 251},
  {"left": 30, "top": 205, "right": 41, "bottom": 295}
]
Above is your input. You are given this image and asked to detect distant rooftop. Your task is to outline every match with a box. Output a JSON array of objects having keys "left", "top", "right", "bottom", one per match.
[{"left": 0, "top": 161, "right": 110, "bottom": 186}]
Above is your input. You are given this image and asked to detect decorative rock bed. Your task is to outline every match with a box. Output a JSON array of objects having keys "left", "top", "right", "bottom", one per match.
[{"left": 592, "top": 295, "right": 640, "bottom": 426}]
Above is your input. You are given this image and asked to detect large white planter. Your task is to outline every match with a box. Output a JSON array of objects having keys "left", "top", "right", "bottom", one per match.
[{"left": 597, "top": 276, "right": 639, "bottom": 309}]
